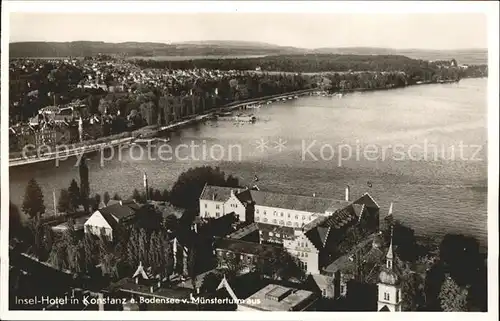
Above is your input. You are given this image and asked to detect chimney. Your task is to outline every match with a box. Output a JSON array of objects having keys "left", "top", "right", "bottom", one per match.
[
  {"left": 150, "top": 286, "right": 154, "bottom": 293},
  {"left": 119, "top": 200, "right": 123, "bottom": 206},
  {"left": 345, "top": 186, "right": 350, "bottom": 202},
  {"left": 212, "top": 193, "right": 216, "bottom": 201},
  {"left": 230, "top": 189, "right": 235, "bottom": 197}
]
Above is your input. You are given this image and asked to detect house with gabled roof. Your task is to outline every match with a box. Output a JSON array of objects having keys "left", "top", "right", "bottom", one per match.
[
  {"left": 199, "top": 184, "right": 253, "bottom": 222},
  {"left": 84, "top": 199, "right": 139, "bottom": 240}
]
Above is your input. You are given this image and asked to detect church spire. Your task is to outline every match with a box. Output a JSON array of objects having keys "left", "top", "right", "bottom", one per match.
[{"left": 386, "top": 227, "right": 394, "bottom": 269}]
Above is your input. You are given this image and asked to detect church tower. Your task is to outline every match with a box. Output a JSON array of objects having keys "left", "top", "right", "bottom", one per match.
[{"left": 377, "top": 228, "right": 402, "bottom": 312}]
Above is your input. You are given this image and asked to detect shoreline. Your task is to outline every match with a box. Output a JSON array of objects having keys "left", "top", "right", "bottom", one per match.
[
  {"left": 8, "top": 89, "right": 315, "bottom": 167},
  {"left": 7, "top": 78, "right": 472, "bottom": 167}
]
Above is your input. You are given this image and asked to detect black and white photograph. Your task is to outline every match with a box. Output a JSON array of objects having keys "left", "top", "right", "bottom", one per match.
[{"left": 1, "top": 1, "right": 498, "bottom": 319}]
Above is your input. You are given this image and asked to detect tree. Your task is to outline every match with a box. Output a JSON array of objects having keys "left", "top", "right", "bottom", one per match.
[
  {"left": 57, "top": 189, "right": 71, "bottom": 213},
  {"left": 132, "top": 189, "right": 142, "bottom": 202},
  {"left": 22, "top": 178, "right": 46, "bottom": 219},
  {"left": 103, "top": 192, "right": 110, "bottom": 206},
  {"left": 138, "top": 228, "right": 149, "bottom": 266},
  {"left": 163, "top": 236, "right": 175, "bottom": 280},
  {"left": 161, "top": 189, "right": 170, "bottom": 202},
  {"left": 27, "top": 218, "right": 47, "bottom": 260},
  {"left": 79, "top": 157, "right": 90, "bottom": 213},
  {"left": 112, "top": 193, "right": 121, "bottom": 201},
  {"left": 43, "top": 225, "right": 54, "bottom": 255},
  {"left": 9, "top": 201, "right": 23, "bottom": 240},
  {"left": 439, "top": 275, "right": 468, "bottom": 311},
  {"left": 382, "top": 220, "right": 418, "bottom": 263},
  {"left": 152, "top": 189, "right": 163, "bottom": 201},
  {"left": 68, "top": 179, "right": 81, "bottom": 212},
  {"left": 439, "top": 234, "right": 481, "bottom": 287},
  {"left": 401, "top": 271, "right": 425, "bottom": 311},
  {"left": 127, "top": 228, "right": 140, "bottom": 267},
  {"left": 164, "top": 214, "right": 178, "bottom": 232},
  {"left": 169, "top": 166, "right": 240, "bottom": 210},
  {"left": 83, "top": 234, "right": 97, "bottom": 271},
  {"left": 336, "top": 225, "right": 366, "bottom": 256},
  {"left": 148, "top": 231, "right": 162, "bottom": 274},
  {"left": 188, "top": 246, "right": 197, "bottom": 290},
  {"left": 200, "top": 272, "right": 223, "bottom": 294},
  {"left": 49, "top": 242, "right": 68, "bottom": 270},
  {"left": 219, "top": 252, "right": 244, "bottom": 279},
  {"left": 91, "top": 193, "right": 101, "bottom": 212},
  {"left": 136, "top": 205, "right": 163, "bottom": 232}
]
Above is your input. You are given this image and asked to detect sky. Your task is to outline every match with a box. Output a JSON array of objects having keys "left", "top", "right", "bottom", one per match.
[{"left": 9, "top": 13, "right": 488, "bottom": 50}]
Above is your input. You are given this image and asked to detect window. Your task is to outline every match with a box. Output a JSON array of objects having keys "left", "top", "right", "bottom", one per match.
[
  {"left": 387, "top": 260, "right": 392, "bottom": 269},
  {"left": 269, "top": 232, "right": 273, "bottom": 236},
  {"left": 256, "top": 209, "right": 259, "bottom": 214},
  {"left": 272, "top": 219, "right": 277, "bottom": 224},
  {"left": 305, "top": 252, "right": 308, "bottom": 257},
  {"left": 263, "top": 218, "right": 268, "bottom": 222},
  {"left": 396, "top": 290, "right": 400, "bottom": 302},
  {"left": 384, "top": 293, "right": 390, "bottom": 301},
  {"left": 294, "top": 222, "right": 299, "bottom": 227},
  {"left": 255, "top": 217, "right": 260, "bottom": 222},
  {"left": 205, "top": 211, "right": 209, "bottom": 216},
  {"left": 264, "top": 210, "right": 267, "bottom": 215},
  {"left": 216, "top": 205, "right": 220, "bottom": 209},
  {"left": 280, "top": 212, "right": 284, "bottom": 217},
  {"left": 341, "top": 285, "right": 346, "bottom": 295},
  {"left": 279, "top": 220, "right": 284, "bottom": 225},
  {"left": 276, "top": 233, "right": 280, "bottom": 237},
  {"left": 295, "top": 215, "right": 299, "bottom": 219},
  {"left": 204, "top": 203, "right": 207, "bottom": 208},
  {"left": 302, "top": 215, "right": 305, "bottom": 220},
  {"left": 287, "top": 213, "right": 291, "bottom": 218},
  {"left": 322, "top": 289, "right": 327, "bottom": 297},
  {"left": 216, "top": 212, "right": 220, "bottom": 218},
  {"left": 287, "top": 221, "right": 292, "bottom": 226}
]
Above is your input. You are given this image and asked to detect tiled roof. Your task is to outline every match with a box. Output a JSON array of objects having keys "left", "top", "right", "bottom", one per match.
[
  {"left": 250, "top": 190, "right": 346, "bottom": 214},
  {"left": 302, "top": 204, "right": 360, "bottom": 250},
  {"left": 256, "top": 223, "right": 296, "bottom": 241},
  {"left": 199, "top": 185, "right": 248, "bottom": 203},
  {"left": 227, "top": 223, "right": 259, "bottom": 239},
  {"left": 99, "top": 202, "right": 138, "bottom": 220},
  {"left": 112, "top": 277, "right": 191, "bottom": 299},
  {"left": 215, "top": 238, "right": 280, "bottom": 256},
  {"left": 322, "top": 234, "right": 378, "bottom": 274},
  {"left": 354, "top": 193, "right": 380, "bottom": 209},
  {"left": 320, "top": 204, "right": 359, "bottom": 229}
]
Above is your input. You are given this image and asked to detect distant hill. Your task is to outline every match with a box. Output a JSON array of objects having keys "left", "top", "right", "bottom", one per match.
[
  {"left": 9, "top": 41, "right": 488, "bottom": 65},
  {"left": 312, "top": 47, "right": 488, "bottom": 65}
]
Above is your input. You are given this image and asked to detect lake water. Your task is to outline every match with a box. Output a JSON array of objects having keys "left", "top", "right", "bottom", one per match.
[{"left": 10, "top": 78, "right": 488, "bottom": 245}]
